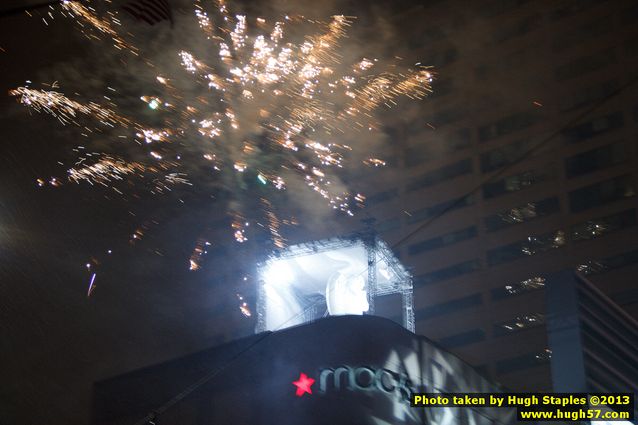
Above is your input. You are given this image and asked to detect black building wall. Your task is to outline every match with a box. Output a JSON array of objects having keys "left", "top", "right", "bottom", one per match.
[{"left": 93, "top": 316, "right": 516, "bottom": 425}]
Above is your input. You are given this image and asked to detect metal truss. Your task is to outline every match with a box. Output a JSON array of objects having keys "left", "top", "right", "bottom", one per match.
[{"left": 256, "top": 229, "right": 415, "bottom": 333}]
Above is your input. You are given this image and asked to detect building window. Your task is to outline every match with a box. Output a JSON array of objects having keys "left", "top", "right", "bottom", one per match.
[
  {"left": 406, "top": 159, "right": 472, "bottom": 192},
  {"left": 564, "top": 142, "right": 627, "bottom": 178},
  {"left": 496, "top": 349, "right": 552, "bottom": 375},
  {"left": 481, "top": 0, "right": 533, "bottom": 18},
  {"left": 553, "top": 15, "right": 613, "bottom": 52},
  {"left": 480, "top": 138, "right": 536, "bottom": 173},
  {"left": 474, "top": 65, "right": 489, "bottom": 80},
  {"left": 483, "top": 167, "right": 554, "bottom": 199},
  {"left": 485, "top": 197, "right": 560, "bottom": 232},
  {"left": 551, "top": 0, "right": 601, "bottom": 21},
  {"left": 439, "top": 328, "right": 486, "bottom": 348},
  {"left": 415, "top": 293, "right": 482, "bottom": 321},
  {"left": 494, "top": 13, "right": 541, "bottom": 43},
  {"left": 404, "top": 145, "right": 429, "bottom": 168},
  {"left": 561, "top": 80, "right": 619, "bottom": 112},
  {"left": 408, "top": 226, "right": 477, "bottom": 256},
  {"left": 414, "top": 259, "right": 482, "bottom": 286},
  {"left": 491, "top": 276, "right": 546, "bottom": 300},
  {"left": 493, "top": 313, "right": 545, "bottom": 336},
  {"left": 576, "top": 248, "right": 638, "bottom": 276},
  {"left": 568, "top": 175, "right": 635, "bottom": 213},
  {"left": 561, "top": 111, "right": 623, "bottom": 143},
  {"left": 428, "top": 108, "right": 466, "bottom": 127},
  {"left": 376, "top": 217, "right": 401, "bottom": 234},
  {"left": 478, "top": 112, "right": 538, "bottom": 142},
  {"left": 451, "top": 128, "right": 473, "bottom": 151},
  {"left": 407, "top": 195, "right": 475, "bottom": 225},
  {"left": 611, "top": 287, "right": 638, "bottom": 307},
  {"left": 366, "top": 188, "right": 399, "bottom": 206},
  {"left": 487, "top": 230, "right": 566, "bottom": 266},
  {"left": 625, "top": 35, "right": 638, "bottom": 58},
  {"left": 571, "top": 209, "right": 636, "bottom": 241},
  {"left": 555, "top": 49, "right": 616, "bottom": 81},
  {"left": 620, "top": 3, "right": 638, "bottom": 26},
  {"left": 404, "top": 128, "right": 471, "bottom": 167}
]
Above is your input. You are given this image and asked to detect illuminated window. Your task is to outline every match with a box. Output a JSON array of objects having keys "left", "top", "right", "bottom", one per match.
[
  {"left": 415, "top": 293, "right": 482, "bottom": 321},
  {"left": 484, "top": 197, "right": 560, "bottom": 232},
  {"left": 493, "top": 313, "right": 545, "bottom": 336},
  {"left": 571, "top": 209, "right": 636, "bottom": 241},
  {"left": 407, "top": 194, "right": 475, "bottom": 224},
  {"left": 479, "top": 112, "right": 538, "bottom": 142},
  {"left": 408, "top": 226, "right": 477, "bottom": 255},
  {"left": 576, "top": 261, "right": 607, "bottom": 276},
  {"left": 564, "top": 142, "right": 627, "bottom": 178},
  {"left": 496, "top": 349, "right": 552, "bottom": 374},
  {"left": 491, "top": 276, "right": 546, "bottom": 300},
  {"left": 487, "top": 230, "right": 566, "bottom": 266},
  {"left": 555, "top": 49, "right": 617, "bottom": 81},
  {"left": 406, "top": 159, "right": 472, "bottom": 192},
  {"left": 561, "top": 111, "right": 623, "bottom": 143},
  {"left": 483, "top": 167, "right": 555, "bottom": 199},
  {"left": 414, "top": 259, "right": 482, "bottom": 286},
  {"left": 439, "top": 328, "right": 485, "bottom": 348},
  {"left": 577, "top": 248, "right": 638, "bottom": 276},
  {"left": 568, "top": 175, "right": 635, "bottom": 213}
]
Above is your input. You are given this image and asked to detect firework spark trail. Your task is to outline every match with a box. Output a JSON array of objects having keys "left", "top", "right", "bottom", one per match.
[
  {"left": 189, "top": 238, "right": 211, "bottom": 270},
  {"left": 172, "top": 11, "right": 432, "bottom": 216},
  {"left": 9, "top": 87, "right": 133, "bottom": 127},
  {"left": 68, "top": 155, "right": 146, "bottom": 186},
  {"left": 14, "top": 0, "right": 433, "bottom": 252},
  {"left": 87, "top": 272, "right": 97, "bottom": 297},
  {"left": 261, "top": 198, "right": 285, "bottom": 249},
  {"left": 60, "top": 0, "right": 138, "bottom": 54}
]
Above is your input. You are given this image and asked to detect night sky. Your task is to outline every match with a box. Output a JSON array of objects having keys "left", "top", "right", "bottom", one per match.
[{"left": 0, "top": 1, "right": 425, "bottom": 423}]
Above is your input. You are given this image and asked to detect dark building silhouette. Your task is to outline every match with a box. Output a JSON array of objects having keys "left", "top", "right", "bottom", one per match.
[{"left": 93, "top": 316, "right": 516, "bottom": 425}]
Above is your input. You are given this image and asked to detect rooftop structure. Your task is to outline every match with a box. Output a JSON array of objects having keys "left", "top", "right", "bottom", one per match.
[{"left": 256, "top": 234, "right": 414, "bottom": 332}]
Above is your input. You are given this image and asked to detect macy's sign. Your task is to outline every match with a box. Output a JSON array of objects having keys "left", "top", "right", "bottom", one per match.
[{"left": 317, "top": 366, "right": 416, "bottom": 401}]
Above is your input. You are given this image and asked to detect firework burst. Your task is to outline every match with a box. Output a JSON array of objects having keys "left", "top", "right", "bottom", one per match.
[{"left": 13, "top": 0, "right": 432, "bottom": 261}]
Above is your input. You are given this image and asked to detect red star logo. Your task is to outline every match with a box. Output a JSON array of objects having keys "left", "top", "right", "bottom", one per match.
[{"left": 292, "top": 372, "right": 315, "bottom": 397}]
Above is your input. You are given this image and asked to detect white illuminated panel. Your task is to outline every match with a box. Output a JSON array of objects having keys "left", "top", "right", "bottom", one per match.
[{"left": 256, "top": 238, "right": 413, "bottom": 332}]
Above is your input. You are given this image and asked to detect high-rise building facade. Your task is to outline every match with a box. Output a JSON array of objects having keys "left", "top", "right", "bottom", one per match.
[{"left": 357, "top": 0, "right": 638, "bottom": 392}]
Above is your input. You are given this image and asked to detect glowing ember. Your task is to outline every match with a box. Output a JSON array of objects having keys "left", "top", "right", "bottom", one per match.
[{"left": 14, "top": 0, "right": 432, "bottom": 251}]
